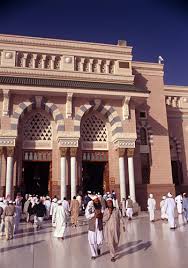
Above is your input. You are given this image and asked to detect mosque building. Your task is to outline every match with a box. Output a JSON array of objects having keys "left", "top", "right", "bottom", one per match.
[{"left": 0, "top": 34, "right": 186, "bottom": 209}]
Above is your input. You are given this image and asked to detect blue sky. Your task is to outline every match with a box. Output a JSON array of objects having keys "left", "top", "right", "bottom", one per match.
[{"left": 0, "top": 0, "right": 188, "bottom": 85}]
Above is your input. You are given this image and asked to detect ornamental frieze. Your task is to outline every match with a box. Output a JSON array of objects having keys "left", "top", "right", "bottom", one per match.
[{"left": 0, "top": 137, "right": 16, "bottom": 146}]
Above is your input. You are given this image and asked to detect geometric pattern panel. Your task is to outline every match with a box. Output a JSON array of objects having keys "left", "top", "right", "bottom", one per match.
[
  {"left": 81, "top": 114, "right": 107, "bottom": 142},
  {"left": 23, "top": 112, "right": 52, "bottom": 141}
]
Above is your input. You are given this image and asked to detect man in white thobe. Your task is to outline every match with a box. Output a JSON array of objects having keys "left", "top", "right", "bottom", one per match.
[
  {"left": 44, "top": 196, "right": 51, "bottom": 219},
  {"left": 164, "top": 192, "right": 176, "bottom": 229},
  {"left": 0, "top": 197, "right": 6, "bottom": 237},
  {"left": 50, "top": 198, "right": 58, "bottom": 227},
  {"left": 85, "top": 196, "right": 103, "bottom": 260},
  {"left": 175, "top": 194, "right": 183, "bottom": 214},
  {"left": 160, "top": 196, "right": 168, "bottom": 220},
  {"left": 54, "top": 200, "right": 66, "bottom": 239},
  {"left": 147, "top": 194, "right": 156, "bottom": 222},
  {"left": 62, "top": 197, "right": 70, "bottom": 226}
]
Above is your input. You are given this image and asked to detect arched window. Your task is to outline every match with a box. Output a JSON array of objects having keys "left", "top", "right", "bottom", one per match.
[
  {"left": 23, "top": 112, "right": 52, "bottom": 141},
  {"left": 140, "top": 127, "right": 148, "bottom": 145},
  {"left": 81, "top": 114, "right": 107, "bottom": 142}
]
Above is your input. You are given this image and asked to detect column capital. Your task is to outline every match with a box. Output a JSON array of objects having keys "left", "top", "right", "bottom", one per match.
[
  {"left": 60, "top": 147, "right": 68, "bottom": 157},
  {"left": 6, "top": 147, "right": 14, "bottom": 157},
  {"left": 70, "top": 147, "right": 77, "bottom": 157},
  {"left": 127, "top": 148, "right": 134, "bottom": 157},
  {"left": 117, "top": 148, "right": 125, "bottom": 157}
]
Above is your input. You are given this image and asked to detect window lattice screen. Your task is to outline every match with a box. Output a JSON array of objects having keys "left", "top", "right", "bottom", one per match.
[
  {"left": 23, "top": 112, "right": 52, "bottom": 141},
  {"left": 81, "top": 114, "right": 107, "bottom": 142}
]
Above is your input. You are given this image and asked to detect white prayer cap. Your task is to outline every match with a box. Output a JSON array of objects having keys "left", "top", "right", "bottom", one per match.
[
  {"left": 149, "top": 194, "right": 153, "bottom": 198},
  {"left": 128, "top": 195, "right": 131, "bottom": 199},
  {"left": 57, "top": 200, "right": 62, "bottom": 204},
  {"left": 183, "top": 193, "right": 186, "bottom": 196},
  {"left": 52, "top": 198, "right": 58, "bottom": 203},
  {"left": 46, "top": 196, "right": 50, "bottom": 200},
  {"left": 162, "top": 196, "right": 166, "bottom": 200},
  {"left": 106, "top": 197, "right": 113, "bottom": 202},
  {"left": 167, "top": 192, "right": 173, "bottom": 198},
  {"left": 0, "top": 197, "right": 3, "bottom": 202},
  {"left": 87, "top": 191, "right": 91, "bottom": 194},
  {"left": 9, "top": 200, "right": 13, "bottom": 204}
]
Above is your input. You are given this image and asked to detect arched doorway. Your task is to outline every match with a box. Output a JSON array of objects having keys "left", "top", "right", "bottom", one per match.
[
  {"left": 80, "top": 111, "right": 109, "bottom": 194},
  {"left": 18, "top": 109, "right": 54, "bottom": 196}
]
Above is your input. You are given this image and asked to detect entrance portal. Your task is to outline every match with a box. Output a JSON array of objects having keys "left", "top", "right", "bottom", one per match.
[
  {"left": 23, "top": 162, "right": 50, "bottom": 196},
  {"left": 82, "top": 161, "right": 106, "bottom": 194}
]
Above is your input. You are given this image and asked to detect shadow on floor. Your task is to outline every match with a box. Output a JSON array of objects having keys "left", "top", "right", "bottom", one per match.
[
  {"left": 0, "top": 240, "right": 45, "bottom": 253},
  {"left": 116, "top": 241, "right": 152, "bottom": 260}
]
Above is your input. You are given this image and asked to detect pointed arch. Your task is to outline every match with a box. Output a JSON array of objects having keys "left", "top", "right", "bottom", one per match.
[
  {"left": 10, "top": 96, "right": 64, "bottom": 136},
  {"left": 74, "top": 100, "right": 123, "bottom": 137}
]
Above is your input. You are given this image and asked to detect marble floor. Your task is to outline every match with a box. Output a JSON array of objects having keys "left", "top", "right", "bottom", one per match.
[{"left": 0, "top": 212, "right": 188, "bottom": 268}]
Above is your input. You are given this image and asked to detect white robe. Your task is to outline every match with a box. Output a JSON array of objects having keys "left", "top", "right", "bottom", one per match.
[
  {"left": 54, "top": 205, "right": 66, "bottom": 238},
  {"left": 147, "top": 198, "right": 156, "bottom": 221},
  {"left": 85, "top": 201, "right": 103, "bottom": 257},
  {"left": 175, "top": 195, "right": 183, "bottom": 214},
  {"left": 160, "top": 200, "right": 168, "bottom": 220},
  {"left": 44, "top": 200, "right": 51, "bottom": 219},
  {"left": 164, "top": 197, "right": 176, "bottom": 228},
  {"left": 51, "top": 202, "right": 58, "bottom": 227}
]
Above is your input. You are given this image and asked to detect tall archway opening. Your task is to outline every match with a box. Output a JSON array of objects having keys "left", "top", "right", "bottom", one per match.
[{"left": 80, "top": 111, "right": 109, "bottom": 194}]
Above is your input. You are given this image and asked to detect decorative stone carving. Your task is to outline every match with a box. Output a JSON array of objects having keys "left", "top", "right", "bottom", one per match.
[
  {"left": 70, "top": 147, "right": 77, "bottom": 157},
  {"left": 117, "top": 148, "right": 125, "bottom": 157},
  {"left": 122, "top": 96, "right": 130, "bottom": 120},
  {"left": 60, "top": 147, "right": 68, "bottom": 157},
  {"left": 113, "top": 138, "right": 135, "bottom": 149},
  {"left": 0, "top": 137, "right": 15, "bottom": 146},
  {"left": 66, "top": 93, "right": 73, "bottom": 119},
  {"left": 58, "top": 138, "right": 79, "bottom": 147},
  {"left": 2, "top": 89, "right": 10, "bottom": 116},
  {"left": 6, "top": 147, "right": 14, "bottom": 157},
  {"left": 127, "top": 148, "right": 135, "bottom": 157}
]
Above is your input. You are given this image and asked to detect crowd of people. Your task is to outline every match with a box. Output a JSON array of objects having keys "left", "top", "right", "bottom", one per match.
[
  {"left": 147, "top": 192, "right": 188, "bottom": 229},
  {"left": 0, "top": 190, "right": 188, "bottom": 262}
]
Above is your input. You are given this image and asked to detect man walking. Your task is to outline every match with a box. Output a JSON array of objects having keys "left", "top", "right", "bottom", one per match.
[
  {"left": 164, "top": 192, "right": 176, "bottom": 229},
  {"left": 70, "top": 196, "right": 79, "bottom": 227},
  {"left": 54, "top": 200, "right": 66, "bottom": 239},
  {"left": 147, "top": 194, "right": 156, "bottom": 222},
  {"left": 175, "top": 193, "right": 183, "bottom": 214},
  {"left": 182, "top": 193, "right": 188, "bottom": 223},
  {"left": 2, "top": 200, "right": 15, "bottom": 240},
  {"left": 33, "top": 199, "right": 46, "bottom": 229},
  {"left": 103, "top": 198, "right": 125, "bottom": 262},
  {"left": 160, "top": 196, "right": 168, "bottom": 220},
  {"left": 85, "top": 196, "right": 103, "bottom": 260},
  {"left": 62, "top": 197, "right": 70, "bottom": 226},
  {"left": 0, "top": 197, "right": 6, "bottom": 237}
]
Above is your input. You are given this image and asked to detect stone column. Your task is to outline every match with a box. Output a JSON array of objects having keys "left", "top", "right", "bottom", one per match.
[
  {"left": 118, "top": 148, "right": 126, "bottom": 200},
  {"left": 60, "top": 148, "right": 67, "bottom": 199},
  {"left": 70, "top": 148, "right": 77, "bottom": 199},
  {"left": 127, "top": 148, "right": 136, "bottom": 202},
  {"left": 5, "top": 147, "right": 14, "bottom": 198}
]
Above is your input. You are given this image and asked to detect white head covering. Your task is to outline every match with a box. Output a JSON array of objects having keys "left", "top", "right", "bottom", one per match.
[
  {"left": 9, "top": 200, "right": 13, "bottom": 204},
  {"left": 167, "top": 192, "right": 173, "bottom": 198},
  {"left": 183, "top": 193, "right": 186, "bottom": 196},
  {"left": 149, "top": 194, "right": 153, "bottom": 198},
  {"left": 0, "top": 197, "right": 3, "bottom": 202},
  {"left": 128, "top": 195, "right": 131, "bottom": 199},
  {"left": 57, "top": 200, "right": 62, "bottom": 205},
  {"left": 162, "top": 196, "right": 166, "bottom": 200},
  {"left": 106, "top": 197, "right": 113, "bottom": 202},
  {"left": 52, "top": 198, "right": 58, "bottom": 203}
]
